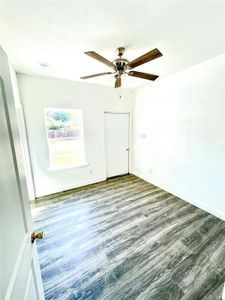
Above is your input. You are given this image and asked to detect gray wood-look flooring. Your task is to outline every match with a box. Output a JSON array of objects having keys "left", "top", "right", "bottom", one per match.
[{"left": 31, "top": 175, "right": 225, "bottom": 300}]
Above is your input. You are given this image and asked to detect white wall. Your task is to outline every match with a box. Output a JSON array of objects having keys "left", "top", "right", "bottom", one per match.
[
  {"left": 17, "top": 74, "right": 134, "bottom": 197},
  {"left": 132, "top": 54, "right": 225, "bottom": 220}
]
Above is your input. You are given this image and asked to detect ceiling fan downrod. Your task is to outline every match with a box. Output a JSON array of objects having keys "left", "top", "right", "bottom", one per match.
[{"left": 116, "top": 47, "right": 125, "bottom": 57}]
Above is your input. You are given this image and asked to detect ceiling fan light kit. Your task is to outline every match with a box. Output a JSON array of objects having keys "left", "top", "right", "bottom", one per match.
[{"left": 81, "top": 47, "right": 163, "bottom": 88}]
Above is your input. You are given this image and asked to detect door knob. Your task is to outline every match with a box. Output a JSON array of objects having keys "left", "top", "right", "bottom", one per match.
[{"left": 31, "top": 231, "right": 43, "bottom": 243}]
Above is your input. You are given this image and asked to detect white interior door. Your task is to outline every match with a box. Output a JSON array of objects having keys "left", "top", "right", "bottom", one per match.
[
  {"left": 105, "top": 112, "right": 129, "bottom": 178},
  {"left": 0, "top": 47, "right": 44, "bottom": 300}
]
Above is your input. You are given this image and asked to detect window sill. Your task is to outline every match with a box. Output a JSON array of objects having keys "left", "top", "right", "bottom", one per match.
[{"left": 48, "top": 162, "right": 89, "bottom": 171}]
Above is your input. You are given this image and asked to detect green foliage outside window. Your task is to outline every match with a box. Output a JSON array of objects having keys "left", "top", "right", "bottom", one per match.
[{"left": 46, "top": 110, "right": 80, "bottom": 130}]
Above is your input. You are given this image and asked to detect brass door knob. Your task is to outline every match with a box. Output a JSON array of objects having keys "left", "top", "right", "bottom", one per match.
[{"left": 31, "top": 231, "right": 43, "bottom": 243}]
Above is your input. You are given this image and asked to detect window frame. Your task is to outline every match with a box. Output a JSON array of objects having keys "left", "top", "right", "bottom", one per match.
[{"left": 44, "top": 108, "right": 87, "bottom": 170}]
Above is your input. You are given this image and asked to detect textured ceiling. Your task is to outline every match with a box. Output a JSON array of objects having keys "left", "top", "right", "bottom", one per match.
[{"left": 0, "top": 1, "right": 224, "bottom": 88}]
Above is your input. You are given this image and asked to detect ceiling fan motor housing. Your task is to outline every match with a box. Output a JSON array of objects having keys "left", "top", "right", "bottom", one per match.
[
  {"left": 113, "top": 58, "right": 129, "bottom": 72},
  {"left": 113, "top": 47, "right": 129, "bottom": 73}
]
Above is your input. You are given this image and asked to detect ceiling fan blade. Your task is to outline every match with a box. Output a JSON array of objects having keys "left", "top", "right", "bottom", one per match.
[
  {"left": 128, "top": 71, "right": 159, "bottom": 81},
  {"left": 80, "top": 72, "right": 114, "bottom": 79},
  {"left": 115, "top": 76, "right": 121, "bottom": 88},
  {"left": 127, "top": 48, "right": 162, "bottom": 69},
  {"left": 85, "top": 51, "right": 114, "bottom": 68}
]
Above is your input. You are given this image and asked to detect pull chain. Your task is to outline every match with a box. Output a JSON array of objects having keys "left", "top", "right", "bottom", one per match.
[{"left": 117, "top": 89, "right": 122, "bottom": 99}]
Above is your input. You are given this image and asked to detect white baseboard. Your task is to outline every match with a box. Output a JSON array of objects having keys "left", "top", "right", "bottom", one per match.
[{"left": 132, "top": 170, "right": 225, "bottom": 221}]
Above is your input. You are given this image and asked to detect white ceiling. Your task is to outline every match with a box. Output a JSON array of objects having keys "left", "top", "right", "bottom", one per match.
[{"left": 0, "top": 1, "right": 224, "bottom": 88}]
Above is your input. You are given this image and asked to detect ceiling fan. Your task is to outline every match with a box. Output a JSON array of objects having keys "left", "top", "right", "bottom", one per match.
[{"left": 80, "top": 47, "right": 163, "bottom": 88}]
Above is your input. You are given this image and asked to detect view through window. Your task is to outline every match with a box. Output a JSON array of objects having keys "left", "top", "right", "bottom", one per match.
[{"left": 45, "top": 108, "right": 85, "bottom": 168}]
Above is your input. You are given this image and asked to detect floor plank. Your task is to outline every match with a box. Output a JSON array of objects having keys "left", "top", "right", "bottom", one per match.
[{"left": 31, "top": 175, "right": 225, "bottom": 300}]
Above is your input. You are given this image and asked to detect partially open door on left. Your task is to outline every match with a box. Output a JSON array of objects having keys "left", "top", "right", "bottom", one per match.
[{"left": 0, "top": 47, "right": 44, "bottom": 300}]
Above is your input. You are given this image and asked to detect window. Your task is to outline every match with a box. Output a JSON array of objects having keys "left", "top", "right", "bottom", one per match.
[{"left": 45, "top": 108, "right": 86, "bottom": 169}]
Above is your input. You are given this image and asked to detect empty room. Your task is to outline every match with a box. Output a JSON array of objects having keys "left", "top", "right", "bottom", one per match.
[{"left": 1, "top": 1, "right": 225, "bottom": 299}]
